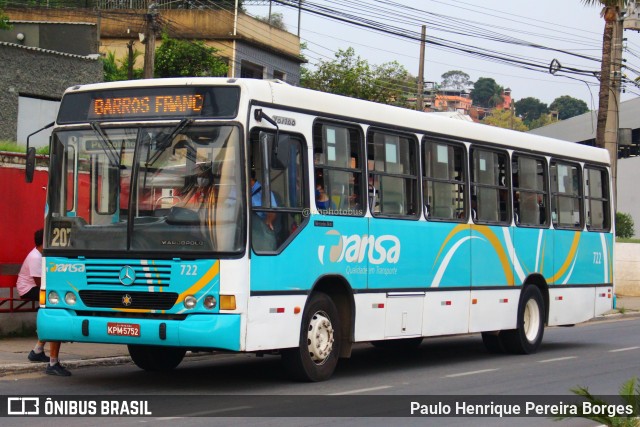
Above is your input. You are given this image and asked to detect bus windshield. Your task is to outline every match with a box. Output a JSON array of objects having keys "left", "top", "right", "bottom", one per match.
[{"left": 46, "top": 124, "right": 245, "bottom": 255}]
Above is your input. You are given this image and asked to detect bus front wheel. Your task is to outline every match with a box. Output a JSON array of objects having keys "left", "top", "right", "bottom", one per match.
[
  {"left": 128, "top": 345, "right": 186, "bottom": 371},
  {"left": 281, "top": 292, "right": 341, "bottom": 382},
  {"left": 501, "top": 286, "right": 545, "bottom": 354}
]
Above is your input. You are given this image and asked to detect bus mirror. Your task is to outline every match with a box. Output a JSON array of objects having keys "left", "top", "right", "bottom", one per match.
[
  {"left": 25, "top": 147, "right": 36, "bottom": 183},
  {"left": 271, "top": 136, "right": 291, "bottom": 170}
]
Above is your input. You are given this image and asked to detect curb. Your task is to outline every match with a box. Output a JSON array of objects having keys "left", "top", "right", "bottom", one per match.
[
  {"left": 0, "top": 356, "right": 132, "bottom": 376},
  {"left": 591, "top": 310, "right": 640, "bottom": 322},
  {"left": 0, "top": 351, "right": 217, "bottom": 377}
]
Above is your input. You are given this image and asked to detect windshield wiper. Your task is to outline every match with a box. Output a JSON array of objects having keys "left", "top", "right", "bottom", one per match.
[
  {"left": 90, "top": 122, "right": 121, "bottom": 167},
  {"left": 145, "top": 118, "right": 194, "bottom": 167}
]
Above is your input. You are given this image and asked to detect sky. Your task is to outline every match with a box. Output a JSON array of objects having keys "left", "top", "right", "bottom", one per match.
[{"left": 243, "top": 0, "right": 640, "bottom": 107}]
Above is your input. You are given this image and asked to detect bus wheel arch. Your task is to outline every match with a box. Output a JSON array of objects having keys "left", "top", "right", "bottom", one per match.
[
  {"left": 281, "top": 291, "right": 342, "bottom": 381},
  {"left": 501, "top": 281, "right": 547, "bottom": 354},
  {"left": 310, "top": 275, "right": 355, "bottom": 359}
]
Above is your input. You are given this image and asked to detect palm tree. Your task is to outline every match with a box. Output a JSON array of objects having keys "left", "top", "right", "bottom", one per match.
[
  {"left": 555, "top": 376, "right": 640, "bottom": 426},
  {"left": 581, "top": 0, "right": 628, "bottom": 148}
]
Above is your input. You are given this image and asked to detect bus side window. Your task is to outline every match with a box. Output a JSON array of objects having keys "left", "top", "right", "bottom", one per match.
[
  {"left": 423, "top": 139, "right": 467, "bottom": 221},
  {"left": 584, "top": 166, "right": 610, "bottom": 231},
  {"left": 471, "top": 147, "right": 510, "bottom": 225},
  {"left": 512, "top": 155, "right": 548, "bottom": 227},
  {"left": 367, "top": 129, "right": 419, "bottom": 218},
  {"left": 250, "top": 129, "right": 307, "bottom": 253},
  {"left": 550, "top": 160, "right": 583, "bottom": 229},
  {"left": 312, "top": 121, "right": 364, "bottom": 216}
]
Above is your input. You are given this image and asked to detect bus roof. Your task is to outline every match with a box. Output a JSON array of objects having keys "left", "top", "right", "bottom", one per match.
[{"left": 63, "top": 77, "right": 609, "bottom": 166}]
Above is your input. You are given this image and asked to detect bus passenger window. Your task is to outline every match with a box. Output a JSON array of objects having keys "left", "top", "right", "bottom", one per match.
[
  {"left": 512, "top": 155, "right": 548, "bottom": 227},
  {"left": 250, "top": 129, "right": 306, "bottom": 253},
  {"left": 312, "top": 121, "right": 364, "bottom": 216},
  {"left": 471, "top": 147, "right": 509, "bottom": 225},
  {"left": 423, "top": 140, "right": 466, "bottom": 221},
  {"left": 550, "top": 161, "right": 582, "bottom": 229},
  {"left": 367, "top": 129, "right": 419, "bottom": 218},
  {"left": 584, "top": 166, "right": 610, "bottom": 231}
]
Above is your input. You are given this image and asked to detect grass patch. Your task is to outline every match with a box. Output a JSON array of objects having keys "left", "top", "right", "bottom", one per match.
[
  {"left": 617, "top": 238, "right": 640, "bottom": 243},
  {"left": 0, "top": 140, "right": 49, "bottom": 155}
]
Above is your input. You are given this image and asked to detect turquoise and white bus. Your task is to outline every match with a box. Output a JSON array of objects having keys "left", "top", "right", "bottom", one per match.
[{"left": 33, "top": 78, "right": 613, "bottom": 381}]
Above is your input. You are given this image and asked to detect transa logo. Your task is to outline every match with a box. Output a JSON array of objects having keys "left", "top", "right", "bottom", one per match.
[
  {"left": 50, "top": 263, "right": 85, "bottom": 273},
  {"left": 317, "top": 230, "right": 400, "bottom": 265}
]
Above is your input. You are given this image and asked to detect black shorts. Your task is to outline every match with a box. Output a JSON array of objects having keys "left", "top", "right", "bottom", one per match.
[{"left": 21, "top": 286, "right": 40, "bottom": 302}]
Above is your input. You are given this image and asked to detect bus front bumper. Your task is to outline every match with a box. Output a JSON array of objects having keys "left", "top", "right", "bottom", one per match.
[{"left": 36, "top": 308, "right": 242, "bottom": 351}]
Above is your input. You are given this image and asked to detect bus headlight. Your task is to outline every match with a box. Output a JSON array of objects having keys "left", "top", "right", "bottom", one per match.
[
  {"left": 183, "top": 295, "right": 197, "bottom": 309},
  {"left": 204, "top": 295, "right": 217, "bottom": 309},
  {"left": 64, "top": 292, "right": 77, "bottom": 305},
  {"left": 48, "top": 291, "right": 60, "bottom": 305}
]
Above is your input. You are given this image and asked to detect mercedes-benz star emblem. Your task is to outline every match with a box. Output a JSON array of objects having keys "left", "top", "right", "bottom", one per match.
[
  {"left": 122, "top": 294, "right": 133, "bottom": 307},
  {"left": 119, "top": 266, "right": 136, "bottom": 286}
]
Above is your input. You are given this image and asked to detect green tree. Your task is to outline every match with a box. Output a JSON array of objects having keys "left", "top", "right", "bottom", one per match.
[
  {"left": 301, "top": 47, "right": 412, "bottom": 107},
  {"left": 440, "top": 70, "right": 473, "bottom": 90},
  {"left": 154, "top": 33, "right": 227, "bottom": 78},
  {"left": 103, "top": 50, "right": 144, "bottom": 82},
  {"left": 0, "top": 7, "right": 11, "bottom": 30},
  {"left": 555, "top": 376, "right": 640, "bottom": 426},
  {"left": 483, "top": 109, "right": 528, "bottom": 131},
  {"left": 514, "top": 97, "right": 548, "bottom": 126},
  {"left": 471, "top": 77, "right": 504, "bottom": 108},
  {"left": 255, "top": 12, "right": 286, "bottom": 30},
  {"left": 528, "top": 113, "right": 558, "bottom": 130},
  {"left": 616, "top": 212, "right": 635, "bottom": 238},
  {"left": 549, "top": 95, "right": 589, "bottom": 120},
  {"left": 582, "top": 0, "right": 628, "bottom": 148}
]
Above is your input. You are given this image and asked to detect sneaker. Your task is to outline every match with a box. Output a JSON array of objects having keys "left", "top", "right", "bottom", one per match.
[
  {"left": 28, "top": 350, "right": 50, "bottom": 363},
  {"left": 45, "top": 363, "right": 71, "bottom": 377}
]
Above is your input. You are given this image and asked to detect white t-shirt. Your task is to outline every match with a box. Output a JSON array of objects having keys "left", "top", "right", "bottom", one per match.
[{"left": 16, "top": 247, "right": 42, "bottom": 297}]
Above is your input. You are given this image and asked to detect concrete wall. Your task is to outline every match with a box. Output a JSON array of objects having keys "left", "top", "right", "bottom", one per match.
[
  {"left": 0, "top": 22, "right": 98, "bottom": 55},
  {"left": 0, "top": 44, "right": 102, "bottom": 141},
  {"left": 615, "top": 242, "right": 640, "bottom": 296},
  {"left": 234, "top": 40, "right": 301, "bottom": 85},
  {"left": 617, "top": 156, "right": 640, "bottom": 237},
  {"left": 5, "top": 8, "right": 303, "bottom": 67}
]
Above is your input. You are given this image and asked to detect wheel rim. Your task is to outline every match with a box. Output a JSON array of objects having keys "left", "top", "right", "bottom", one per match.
[
  {"left": 523, "top": 298, "right": 541, "bottom": 342},
  {"left": 306, "top": 310, "right": 334, "bottom": 365}
]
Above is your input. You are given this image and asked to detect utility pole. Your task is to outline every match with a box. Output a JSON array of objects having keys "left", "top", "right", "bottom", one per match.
[
  {"left": 604, "top": 12, "right": 624, "bottom": 211},
  {"left": 297, "top": 0, "right": 303, "bottom": 38},
  {"left": 143, "top": 2, "right": 158, "bottom": 79},
  {"left": 127, "top": 40, "right": 135, "bottom": 80},
  {"left": 417, "top": 25, "right": 426, "bottom": 111},
  {"left": 231, "top": 0, "right": 239, "bottom": 78}
]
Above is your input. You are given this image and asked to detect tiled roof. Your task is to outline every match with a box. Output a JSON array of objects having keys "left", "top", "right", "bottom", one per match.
[{"left": 0, "top": 41, "right": 100, "bottom": 60}]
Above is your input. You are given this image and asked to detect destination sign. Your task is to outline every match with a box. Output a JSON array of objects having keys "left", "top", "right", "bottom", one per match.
[
  {"left": 91, "top": 94, "right": 204, "bottom": 118},
  {"left": 57, "top": 86, "right": 240, "bottom": 124}
]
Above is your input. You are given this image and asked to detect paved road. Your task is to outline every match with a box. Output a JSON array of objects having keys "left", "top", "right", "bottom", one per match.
[{"left": 1, "top": 317, "right": 638, "bottom": 426}]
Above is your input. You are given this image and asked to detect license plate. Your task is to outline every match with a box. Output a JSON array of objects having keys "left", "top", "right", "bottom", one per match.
[{"left": 107, "top": 322, "right": 140, "bottom": 337}]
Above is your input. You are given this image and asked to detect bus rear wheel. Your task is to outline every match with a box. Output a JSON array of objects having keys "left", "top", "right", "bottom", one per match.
[
  {"left": 281, "top": 292, "right": 341, "bottom": 382},
  {"left": 128, "top": 345, "right": 186, "bottom": 371},
  {"left": 501, "top": 286, "right": 545, "bottom": 354}
]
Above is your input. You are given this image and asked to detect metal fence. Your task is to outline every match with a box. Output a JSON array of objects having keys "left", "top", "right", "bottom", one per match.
[{"left": 0, "top": 0, "right": 237, "bottom": 10}]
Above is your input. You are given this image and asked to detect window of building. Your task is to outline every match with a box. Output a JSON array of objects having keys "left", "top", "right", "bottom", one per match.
[
  {"left": 273, "top": 70, "right": 285, "bottom": 81},
  {"left": 241, "top": 61, "right": 264, "bottom": 79},
  {"left": 422, "top": 139, "right": 466, "bottom": 221},
  {"left": 584, "top": 166, "right": 610, "bottom": 231},
  {"left": 512, "top": 155, "right": 548, "bottom": 227},
  {"left": 550, "top": 160, "right": 582, "bottom": 229},
  {"left": 312, "top": 121, "right": 364, "bottom": 216},
  {"left": 470, "top": 147, "right": 510, "bottom": 224},
  {"left": 367, "top": 129, "right": 419, "bottom": 217}
]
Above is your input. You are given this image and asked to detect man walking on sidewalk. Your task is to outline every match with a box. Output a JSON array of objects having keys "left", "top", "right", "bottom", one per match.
[{"left": 17, "top": 229, "right": 71, "bottom": 376}]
